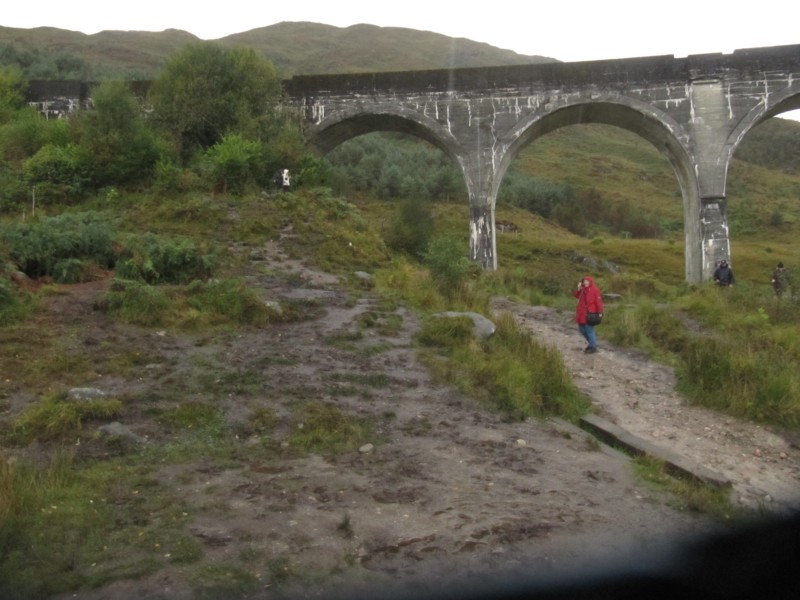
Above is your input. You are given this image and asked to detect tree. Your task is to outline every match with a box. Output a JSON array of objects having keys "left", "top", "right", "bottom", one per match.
[
  {"left": 73, "top": 80, "right": 160, "bottom": 187},
  {"left": 0, "top": 66, "right": 25, "bottom": 124},
  {"left": 148, "top": 44, "right": 282, "bottom": 158}
]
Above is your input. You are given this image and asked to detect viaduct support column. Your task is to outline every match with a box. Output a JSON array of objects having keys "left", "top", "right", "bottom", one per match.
[
  {"left": 470, "top": 203, "right": 497, "bottom": 270},
  {"left": 686, "top": 79, "right": 735, "bottom": 282},
  {"left": 460, "top": 144, "right": 499, "bottom": 271},
  {"left": 700, "top": 196, "right": 731, "bottom": 280}
]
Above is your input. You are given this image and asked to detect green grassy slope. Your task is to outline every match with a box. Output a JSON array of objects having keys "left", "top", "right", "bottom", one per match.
[
  {"left": 0, "top": 22, "right": 555, "bottom": 79},
  {"left": 508, "top": 119, "right": 800, "bottom": 284}
]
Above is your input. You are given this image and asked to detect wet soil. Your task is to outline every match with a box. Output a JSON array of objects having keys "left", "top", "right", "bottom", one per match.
[{"left": 8, "top": 238, "right": 800, "bottom": 599}]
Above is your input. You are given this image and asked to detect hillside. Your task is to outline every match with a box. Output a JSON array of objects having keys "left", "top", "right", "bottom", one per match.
[
  {"left": 2, "top": 23, "right": 800, "bottom": 596},
  {"left": 1, "top": 190, "right": 797, "bottom": 598},
  {"left": 0, "top": 22, "right": 556, "bottom": 79}
]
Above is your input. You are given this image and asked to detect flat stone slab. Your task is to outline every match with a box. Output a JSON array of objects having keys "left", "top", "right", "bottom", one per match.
[{"left": 579, "top": 413, "right": 731, "bottom": 489}]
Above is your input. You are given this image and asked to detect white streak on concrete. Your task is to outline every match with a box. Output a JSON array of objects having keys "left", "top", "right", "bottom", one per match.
[
  {"left": 314, "top": 103, "right": 325, "bottom": 124},
  {"left": 446, "top": 103, "right": 452, "bottom": 135},
  {"left": 727, "top": 84, "right": 733, "bottom": 119}
]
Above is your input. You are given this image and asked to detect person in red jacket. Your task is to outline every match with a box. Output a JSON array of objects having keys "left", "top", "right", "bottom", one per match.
[{"left": 573, "top": 275, "right": 604, "bottom": 354}]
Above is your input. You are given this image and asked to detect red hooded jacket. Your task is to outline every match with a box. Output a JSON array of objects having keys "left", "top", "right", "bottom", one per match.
[{"left": 573, "top": 276, "right": 604, "bottom": 325}]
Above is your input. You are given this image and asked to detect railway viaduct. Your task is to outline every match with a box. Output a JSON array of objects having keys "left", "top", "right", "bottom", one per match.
[{"left": 283, "top": 44, "right": 800, "bottom": 283}]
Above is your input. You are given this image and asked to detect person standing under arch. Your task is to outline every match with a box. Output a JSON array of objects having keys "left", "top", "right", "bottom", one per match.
[
  {"left": 771, "top": 262, "right": 790, "bottom": 297},
  {"left": 714, "top": 260, "right": 735, "bottom": 287}
]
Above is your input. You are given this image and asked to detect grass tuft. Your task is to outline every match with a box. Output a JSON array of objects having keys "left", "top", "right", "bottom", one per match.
[
  {"left": 10, "top": 391, "right": 123, "bottom": 444},
  {"left": 288, "top": 402, "right": 371, "bottom": 455}
]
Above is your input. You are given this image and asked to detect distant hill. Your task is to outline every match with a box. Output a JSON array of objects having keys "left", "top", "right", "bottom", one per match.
[{"left": 0, "top": 22, "right": 556, "bottom": 79}]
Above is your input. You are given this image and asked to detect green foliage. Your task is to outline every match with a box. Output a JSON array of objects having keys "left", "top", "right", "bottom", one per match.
[
  {"left": 74, "top": 80, "right": 161, "bottom": 187},
  {"left": 677, "top": 333, "right": 800, "bottom": 425},
  {"left": 22, "top": 143, "right": 90, "bottom": 200},
  {"left": 417, "top": 312, "right": 588, "bottom": 421},
  {"left": 254, "top": 117, "right": 315, "bottom": 183},
  {"left": 271, "top": 188, "right": 391, "bottom": 274},
  {"left": 105, "top": 277, "right": 281, "bottom": 329},
  {"left": 200, "top": 134, "right": 263, "bottom": 195},
  {"left": 0, "top": 65, "right": 25, "bottom": 124},
  {"left": 498, "top": 171, "right": 575, "bottom": 219},
  {"left": 149, "top": 44, "right": 281, "bottom": 157},
  {"left": 415, "top": 314, "right": 475, "bottom": 348},
  {"left": 51, "top": 258, "right": 95, "bottom": 283},
  {"left": 184, "top": 278, "right": 280, "bottom": 326},
  {"left": 157, "top": 401, "right": 226, "bottom": 437},
  {"left": 0, "top": 105, "right": 71, "bottom": 165},
  {"left": 598, "top": 283, "right": 800, "bottom": 427},
  {"left": 115, "top": 233, "right": 214, "bottom": 284},
  {"left": 423, "top": 234, "right": 479, "bottom": 294},
  {"left": 10, "top": 391, "right": 123, "bottom": 444},
  {"left": 0, "top": 452, "right": 198, "bottom": 598},
  {"left": 0, "top": 277, "right": 34, "bottom": 324},
  {"left": 247, "top": 407, "right": 279, "bottom": 434},
  {"left": 326, "top": 133, "right": 466, "bottom": 200},
  {"left": 152, "top": 158, "right": 184, "bottom": 193},
  {"left": 0, "top": 43, "right": 89, "bottom": 79},
  {"left": 498, "top": 171, "right": 664, "bottom": 238},
  {"left": 374, "top": 258, "right": 444, "bottom": 311},
  {"left": 735, "top": 117, "right": 800, "bottom": 174},
  {"left": 605, "top": 302, "right": 690, "bottom": 357},
  {"left": 633, "top": 456, "right": 737, "bottom": 519},
  {"left": 104, "top": 279, "right": 170, "bottom": 326},
  {"left": 288, "top": 402, "right": 371, "bottom": 455},
  {"left": 385, "top": 196, "right": 435, "bottom": 258},
  {"left": 0, "top": 211, "right": 116, "bottom": 279}
]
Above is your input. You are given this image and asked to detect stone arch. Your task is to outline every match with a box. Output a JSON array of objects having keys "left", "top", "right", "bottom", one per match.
[
  {"left": 495, "top": 99, "right": 704, "bottom": 282},
  {"left": 308, "top": 108, "right": 463, "bottom": 169},
  {"left": 727, "top": 87, "right": 800, "bottom": 165},
  {"left": 306, "top": 107, "right": 487, "bottom": 261}
]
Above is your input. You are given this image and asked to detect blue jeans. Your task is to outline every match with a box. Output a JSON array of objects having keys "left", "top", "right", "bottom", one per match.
[{"left": 579, "top": 324, "right": 597, "bottom": 349}]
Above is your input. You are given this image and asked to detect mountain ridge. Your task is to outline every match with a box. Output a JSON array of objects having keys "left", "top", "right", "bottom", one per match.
[{"left": 0, "top": 22, "right": 556, "bottom": 79}]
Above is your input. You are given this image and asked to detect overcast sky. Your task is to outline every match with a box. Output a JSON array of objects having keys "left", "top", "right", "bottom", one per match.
[{"left": 4, "top": 0, "right": 799, "bottom": 118}]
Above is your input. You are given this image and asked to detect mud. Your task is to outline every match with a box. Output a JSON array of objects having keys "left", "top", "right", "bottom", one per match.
[{"left": 11, "top": 240, "right": 799, "bottom": 599}]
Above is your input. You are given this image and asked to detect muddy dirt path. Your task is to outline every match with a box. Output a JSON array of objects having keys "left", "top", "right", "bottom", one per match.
[
  {"left": 24, "top": 248, "right": 799, "bottom": 599},
  {"left": 490, "top": 298, "right": 800, "bottom": 514}
]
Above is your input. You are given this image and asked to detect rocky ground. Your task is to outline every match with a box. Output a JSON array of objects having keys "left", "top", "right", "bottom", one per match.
[{"left": 8, "top": 237, "right": 800, "bottom": 599}]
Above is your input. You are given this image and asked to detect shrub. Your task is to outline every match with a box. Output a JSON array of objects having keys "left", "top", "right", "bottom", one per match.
[
  {"left": 0, "top": 277, "right": 34, "bottom": 324},
  {"left": 104, "top": 279, "right": 170, "bottom": 326},
  {"left": 200, "top": 134, "right": 263, "bottom": 195},
  {"left": 417, "top": 312, "right": 587, "bottom": 421},
  {"left": 0, "top": 211, "right": 116, "bottom": 279},
  {"left": 153, "top": 158, "right": 183, "bottom": 192},
  {"left": 677, "top": 335, "right": 800, "bottom": 425},
  {"left": 423, "top": 234, "right": 479, "bottom": 293},
  {"left": 416, "top": 314, "right": 474, "bottom": 349},
  {"left": 385, "top": 196, "right": 434, "bottom": 259},
  {"left": 22, "top": 143, "right": 90, "bottom": 201},
  {"left": 51, "top": 258, "right": 95, "bottom": 284},
  {"left": 115, "top": 233, "right": 214, "bottom": 284},
  {"left": 185, "top": 278, "right": 278, "bottom": 326}
]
